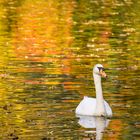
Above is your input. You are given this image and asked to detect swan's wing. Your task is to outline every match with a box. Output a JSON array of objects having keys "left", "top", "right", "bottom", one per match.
[
  {"left": 75, "top": 96, "right": 96, "bottom": 116},
  {"left": 104, "top": 100, "right": 112, "bottom": 117}
]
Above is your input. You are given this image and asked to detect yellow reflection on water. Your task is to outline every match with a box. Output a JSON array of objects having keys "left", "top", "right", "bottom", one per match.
[{"left": 0, "top": 0, "right": 139, "bottom": 139}]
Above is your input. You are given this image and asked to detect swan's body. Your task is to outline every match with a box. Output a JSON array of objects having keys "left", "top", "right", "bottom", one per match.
[
  {"left": 75, "top": 64, "right": 112, "bottom": 117},
  {"left": 76, "top": 96, "right": 112, "bottom": 116}
]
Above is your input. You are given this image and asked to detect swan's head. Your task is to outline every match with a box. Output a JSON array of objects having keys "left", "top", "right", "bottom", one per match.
[{"left": 93, "top": 64, "right": 107, "bottom": 78}]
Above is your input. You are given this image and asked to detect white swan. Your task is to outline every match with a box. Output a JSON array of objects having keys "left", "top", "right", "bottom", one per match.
[{"left": 75, "top": 64, "right": 112, "bottom": 117}]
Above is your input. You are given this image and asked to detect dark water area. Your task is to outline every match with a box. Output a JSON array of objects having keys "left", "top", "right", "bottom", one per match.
[{"left": 0, "top": 0, "right": 140, "bottom": 140}]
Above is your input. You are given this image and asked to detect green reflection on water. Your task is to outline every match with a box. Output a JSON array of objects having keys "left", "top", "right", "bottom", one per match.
[{"left": 0, "top": 0, "right": 140, "bottom": 139}]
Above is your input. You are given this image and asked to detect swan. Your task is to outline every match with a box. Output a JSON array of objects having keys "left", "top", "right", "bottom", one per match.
[{"left": 75, "top": 64, "right": 112, "bottom": 117}]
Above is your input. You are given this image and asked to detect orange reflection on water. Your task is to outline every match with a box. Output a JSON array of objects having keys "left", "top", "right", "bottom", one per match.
[
  {"left": 13, "top": 0, "right": 74, "bottom": 69},
  {"left": 106, "top": 119, "right": 123, "bottom": 140},
  {"left": 11, "top": 0, "right": 76, "bottom": 88}
]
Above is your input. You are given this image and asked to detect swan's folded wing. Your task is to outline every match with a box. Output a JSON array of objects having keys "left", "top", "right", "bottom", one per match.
[
  {"left": 75, "top": 96, "right": 96, "bottom": 116},
  {"left": 104, "top": 100, "right": 113, "bottom": 117}
]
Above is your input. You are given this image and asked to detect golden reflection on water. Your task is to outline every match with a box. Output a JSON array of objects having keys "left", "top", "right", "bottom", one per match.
[{"left": 0, "top": 0, "right": 140, "bottom": 139}]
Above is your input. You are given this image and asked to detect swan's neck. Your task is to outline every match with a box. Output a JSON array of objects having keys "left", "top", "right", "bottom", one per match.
[{"left": 93, "top": 73, "right": 106, "bottom": 116}]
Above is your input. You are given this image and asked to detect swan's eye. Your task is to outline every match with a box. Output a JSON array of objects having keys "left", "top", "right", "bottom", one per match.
[{"left": 98, "top": 67, "right": 105, "bottom": 72}]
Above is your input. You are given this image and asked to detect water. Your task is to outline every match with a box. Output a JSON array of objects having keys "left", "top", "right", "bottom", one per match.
[{"left": 0, "top": 0, "right": 140, "bottom": 139}]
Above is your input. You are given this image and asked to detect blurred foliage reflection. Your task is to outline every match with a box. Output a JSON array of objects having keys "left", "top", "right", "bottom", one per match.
[{"left": 0, "top": 0, "right": 140, "bottom": 139}]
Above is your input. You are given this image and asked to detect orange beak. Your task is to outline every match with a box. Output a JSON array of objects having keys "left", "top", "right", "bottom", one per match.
[{"left": 99, "top": 69, "right": 107, "bottom": 78}]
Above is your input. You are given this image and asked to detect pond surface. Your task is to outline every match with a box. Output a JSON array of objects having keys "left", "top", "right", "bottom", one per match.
[{"left": 0, "top": 0, "right": 140, "bottom": 140}]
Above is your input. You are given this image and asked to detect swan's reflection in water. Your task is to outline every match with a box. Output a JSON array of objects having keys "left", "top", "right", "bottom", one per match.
[{"left": 77, "top": 115, "right": 110, "bottom": 140}]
